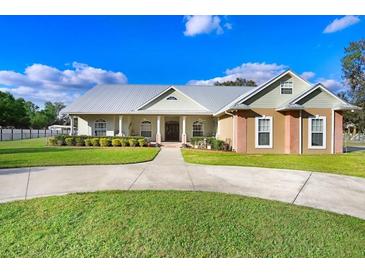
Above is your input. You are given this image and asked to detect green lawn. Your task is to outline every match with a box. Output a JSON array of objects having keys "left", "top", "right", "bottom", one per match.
[
  {"left": 0, "top": 138, "right": 159, "bottom": 168},
  {"left": 0, "top": 191, "right": 363, "bottom": 257},
  {"left": 182, "top": 149, "right": 365, "bottom": 178}
]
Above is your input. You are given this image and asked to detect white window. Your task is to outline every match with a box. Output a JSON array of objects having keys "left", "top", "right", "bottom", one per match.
[
  {"left": 94, "top": 119, "right": 107, "bottom": 136},
  {"left": 308, "top": 116, "right": 326, "bottom": 149},
  {"left": 255, "top": 116, "right": 273, "bottom": 148},
  {"left": 280, "top": 81, "right": 293, "bottom": 94},
  {"left": 140, "top": 121, "right": 152, "bottom": 138},
  {"left": 192, "top": 121, "right": 204, "bottom": 137}
]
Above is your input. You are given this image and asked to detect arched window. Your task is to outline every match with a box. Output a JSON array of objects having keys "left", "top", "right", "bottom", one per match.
[
  {"left": 140, "top": 120, "right": 152, "bottom": 138},
  {"left": 166, "top": 96, "right": 177, "bottom": 100},
  {"left": 192, "top": 121, "right": 204, "bottom": 137},
  {"left": 94, "top": 119, "right": 107, "bottom": 136}
]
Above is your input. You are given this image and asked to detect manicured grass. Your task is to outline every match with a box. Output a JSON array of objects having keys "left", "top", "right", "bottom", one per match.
[
  {"left": 0, "top": 138, "right": 159, "bottom": 168},
  {"left": 0, "top": 191, "right": 363, "bottom": 257},
  {"left": 182, "top": 149, "right": 365, "bottom": 178}
]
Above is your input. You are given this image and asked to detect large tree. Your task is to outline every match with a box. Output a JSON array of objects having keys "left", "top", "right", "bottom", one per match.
[
  {"left": 341, "top": 39, "right": 365, "bottom": 132},
  {"left": 0, "top": 91, "right": 66, "bottom": 129},
  {"left": 214, "top": 77, "right": 257, "bottom": 87},
  {"left": 0, "top": 91, "right": 30, "bottom": 128}
]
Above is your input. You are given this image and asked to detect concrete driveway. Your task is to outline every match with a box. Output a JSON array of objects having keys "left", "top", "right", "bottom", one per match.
[{"left": 1, "top": 147, "right": 365, "bottom": 220}]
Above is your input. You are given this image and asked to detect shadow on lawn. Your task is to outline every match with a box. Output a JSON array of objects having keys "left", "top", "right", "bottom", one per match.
[{"left": 0, "top": 147, "right": 82, "bottom": 155}]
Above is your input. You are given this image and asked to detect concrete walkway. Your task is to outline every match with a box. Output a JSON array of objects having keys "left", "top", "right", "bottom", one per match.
[{"left": 1, "top": 147, "right": 365, "bottom": 220}]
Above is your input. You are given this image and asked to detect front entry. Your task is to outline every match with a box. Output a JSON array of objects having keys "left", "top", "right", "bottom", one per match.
[{"left": 165, "top": 121, "right": 179, "bottom": 141}]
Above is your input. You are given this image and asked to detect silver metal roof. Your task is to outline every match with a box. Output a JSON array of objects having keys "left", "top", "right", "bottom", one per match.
[{"left": 62, "top": 84, "right": 255, "bottom": 114}]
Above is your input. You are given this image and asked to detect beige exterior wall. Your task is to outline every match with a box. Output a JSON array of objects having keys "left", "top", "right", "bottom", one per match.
[
  {"left": 232, "top": 108, "right": 336, "bottom": 154},
  {"left": 217, "top": 115, "right": 233, "bottom": 146},
  {"left": 302, "top": 108, "right": 332, "bottom": 154},
  {"left": 75, "top": 114, "right": 216, "bottom": 142},
  {"left": 244, "top": 109, "right": 287, "bottom": 154}
]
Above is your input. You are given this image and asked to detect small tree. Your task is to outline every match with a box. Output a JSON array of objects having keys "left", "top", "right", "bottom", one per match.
[{"left": 214, "top": 78, "right": 257, "bottom": 87}]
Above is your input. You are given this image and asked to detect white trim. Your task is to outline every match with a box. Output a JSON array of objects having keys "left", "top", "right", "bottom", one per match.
[
  {"left": 331, "top": 109, "right": 335, "bottom": 154},
  {"left": 213, "top": 70, "right": 311, "bottom": 116},
  {"left": 135, "top": 85, "right": 209, "bottom": 111},
  {"left": 308, "top": 116, "right": 326, "bottom": 149},
  {"left": 280, "top": 80, "right": 293, "bottom": 94},
  {"left": 299, "top": 110, "right": 302, "bottom": 154},
  {"left": 255, "top": 116, "right": 273, "bottom": 149}
]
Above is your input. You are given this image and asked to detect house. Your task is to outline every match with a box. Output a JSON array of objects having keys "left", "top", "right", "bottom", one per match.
[{"left": 62, "top": 70, "right": 359, "bottom": 154}]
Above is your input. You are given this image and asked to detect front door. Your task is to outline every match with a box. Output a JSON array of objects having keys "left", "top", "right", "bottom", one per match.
[{"left": 165, "top": 121, "right": 179, "bottom": 141}]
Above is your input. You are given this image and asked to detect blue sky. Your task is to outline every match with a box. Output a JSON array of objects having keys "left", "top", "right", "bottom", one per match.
[{"left": 0, "top": 15, "right": 363, "bottom": 106}]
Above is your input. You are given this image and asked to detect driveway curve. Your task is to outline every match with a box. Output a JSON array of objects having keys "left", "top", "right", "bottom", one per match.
[{"left": 1, "top": 147, "right": 365, "bottom": 220}]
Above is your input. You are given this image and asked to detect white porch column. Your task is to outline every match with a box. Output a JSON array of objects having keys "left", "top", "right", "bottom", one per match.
[
  {"left": 70, "top": 115, "right": 74, "bottom": 136},
  {"left": 182, "top": 116, "right": 187, "bottom": 144},
  {"left": 215, "top": 117, "right": 220, "bottom": 139},
  {"left": 156, "top": 116, "right": 161, "bottom": 144},
  {"left": 118, "top": 115, "right": 123, "bottom": 136}
]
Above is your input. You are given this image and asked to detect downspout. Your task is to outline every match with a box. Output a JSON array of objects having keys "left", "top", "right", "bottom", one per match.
[
  {"left": 331, "top": 109, "right": 335, "bottom": 154},
  {"left": 225, "top": 110, "right": 236, "bottom": 151},
  {"left": 299, "top": 110, "right": 302, "bottom": 154}
]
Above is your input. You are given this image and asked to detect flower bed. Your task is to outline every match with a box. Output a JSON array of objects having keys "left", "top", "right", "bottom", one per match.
[{"left": 190, "top": 137, "right": 230, "bottom": 151}]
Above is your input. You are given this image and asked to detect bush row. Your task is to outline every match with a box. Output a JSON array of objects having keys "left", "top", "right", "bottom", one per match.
[
  {"left": 190, "top": 137, "right": 230, "bottom": 151},
  {"left": 48, "top": 135, "right": 148, "bottom": 147}
]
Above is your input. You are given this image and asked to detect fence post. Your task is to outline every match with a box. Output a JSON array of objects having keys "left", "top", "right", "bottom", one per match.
[
  {"left": 44, "top": 128, "right": 46, "bottom": 137},
  {"left": 0, "top": 128, "right": 2, "bottom": 141},
  {"left": 30, "top": 129, "right": 32, "bottom": 139},
  {"left": 11, "top": 128, "right": 13, "bottom": 140},
  {"left": 21, "top": 129, "right": 23, "bottom": 140},
  {"left": 37, "top": 129, "right": 39, "bottom": 138}
]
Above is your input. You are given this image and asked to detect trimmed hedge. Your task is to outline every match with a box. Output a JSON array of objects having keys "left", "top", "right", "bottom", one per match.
[{"left": 48, "top": 135, "right": 149, "bottom": 148}]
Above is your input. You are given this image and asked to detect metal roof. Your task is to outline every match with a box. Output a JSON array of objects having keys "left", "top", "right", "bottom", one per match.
[{"left": 62, "top": 84, "right": 255, "bottom": 114}]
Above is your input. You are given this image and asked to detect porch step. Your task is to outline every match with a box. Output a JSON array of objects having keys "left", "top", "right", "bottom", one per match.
[{"left": 160, "top": 142, "right": 182, "bottom": 148}]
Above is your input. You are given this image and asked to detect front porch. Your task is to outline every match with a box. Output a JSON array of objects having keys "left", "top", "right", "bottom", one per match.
[{"left": 72, "top": 114, "right": 217, "bottom": 144}]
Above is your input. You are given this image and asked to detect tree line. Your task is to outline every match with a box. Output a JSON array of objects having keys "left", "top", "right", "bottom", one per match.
[{"left": 0, "top": 91, "right": 66, "bottom": 129}]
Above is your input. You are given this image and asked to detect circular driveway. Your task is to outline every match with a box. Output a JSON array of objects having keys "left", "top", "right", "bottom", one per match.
[{"left": 1, "top": 148, "right": 365, "bottom": 220}]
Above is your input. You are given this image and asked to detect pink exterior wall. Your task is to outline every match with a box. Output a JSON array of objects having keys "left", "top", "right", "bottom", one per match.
[
  {"left": 284, "top": 111, "right": 299, "bottom": 154},
  {"left": 334, "top": 111, "right": 343, "bottom": 153},
  {"left": 236, "top": 111, "right": 247, "bottom": 153}
]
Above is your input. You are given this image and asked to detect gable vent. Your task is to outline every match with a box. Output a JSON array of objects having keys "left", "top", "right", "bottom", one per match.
[{"left": 166, "top": 96, "right": 178, "bottom": 100}]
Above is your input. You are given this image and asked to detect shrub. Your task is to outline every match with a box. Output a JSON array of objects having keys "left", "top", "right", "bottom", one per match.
[
  {"left": 138, "top": 138, "right": 146, "bottom": 147},
  {"left": 129, "top": 138, "right": 138, "bottom": 147},
  {"left": 112, "top": 138, "right": 121, "bottom": 147},
  {"left": 100, "top": 138, "right": 111, "bottom": 147},
  {"left": 55, "top": 135, "right": 65, "bottom": 146},
  {"left": 47, "top": 137, "right": 57, "bottom": 146},
  {"left": 121, "top": 139, "right": 129, "bottom": 147},
  {"left": 211, "top": 139, "right": 225, "bottom": 150},
  {"left": 91, "top": 138, "right": 100, "bottom": 146},
  {"left": 65, "top": 137, "right": 75, "bottom": 146},
  {"left": 84, "top": 138, "right": 92, "bottom": 146},
  {"left": 75, "top": 136, "right": 85, "bottom": 146}
]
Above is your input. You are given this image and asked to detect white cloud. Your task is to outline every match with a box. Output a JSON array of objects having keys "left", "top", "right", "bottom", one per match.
[
  {"left": 300, "top": 71, "right": 316, "bottom": 81},
  {"left": 318, "top": 78, "right": 344, "bottom": 92},
  {"left": 0, "top": 62, "right": 127, "bottom": 105},
  {"left": 188, "top": 62, "right": 287, "bottom": 85},
  {"left": 183, "top": 16, "right": 231, "bottom": 37},
  {"left": 323, "top": 16, "right": 360, "bottom": 33}
]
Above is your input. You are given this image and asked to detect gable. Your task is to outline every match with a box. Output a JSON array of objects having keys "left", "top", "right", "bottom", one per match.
[
  {"left": 139, "top": 88, "right": 207, "bottom": 112},
  {"left": 297, "top": 87, "right": 342, "bottom": 108},
  {"left": 243, "top": 73, "right": 311, "bottom": 108}
]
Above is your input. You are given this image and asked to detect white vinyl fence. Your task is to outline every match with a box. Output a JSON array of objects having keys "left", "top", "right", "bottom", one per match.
[{"left": 0, "top": 128, "right": 70, "bottom": 141}]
